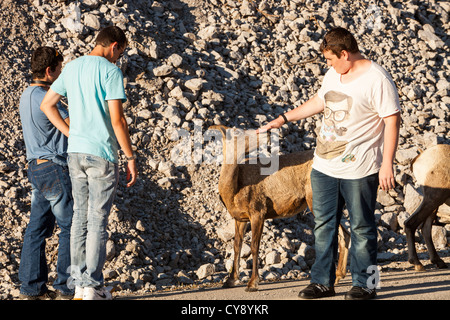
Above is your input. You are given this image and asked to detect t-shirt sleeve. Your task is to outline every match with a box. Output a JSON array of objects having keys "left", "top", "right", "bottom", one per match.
[
  {"left": 50, "top": 71, "right": 67, "bottom": 97},
  {"left": 105, "top": 67, "right": 127, "bottom": 103},
  {"left": 317, "top": 84, "right": 326, "bottom": 102},
  {"left": 317, "top": 69, "right": 333, "bottom": 102},
  {"left": 372, "top": 77, "right": 401, "bottom": 118}
]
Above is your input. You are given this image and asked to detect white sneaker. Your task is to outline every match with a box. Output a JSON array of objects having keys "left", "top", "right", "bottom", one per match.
[
  {"left": 73, "top": 286, "right": 84, "bottom": 300},
  {"left": 82, "top": 286, "right": 113, "bottom": 300}
]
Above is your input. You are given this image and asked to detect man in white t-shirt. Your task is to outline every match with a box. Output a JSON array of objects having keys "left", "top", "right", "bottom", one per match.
[{"left": 258, "top": 27, "right": 401, "bottom": 300}]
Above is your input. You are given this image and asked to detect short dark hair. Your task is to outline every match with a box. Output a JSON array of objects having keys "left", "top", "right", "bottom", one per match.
[
  {"left": 31, "top": 47, "right": 63, "bottom": 79},
  {"left": 95, "top": 26, "right": 128, "bottom": 49},
  {"left": 320, "top": 27, "right": 359, "bottom": 58}
]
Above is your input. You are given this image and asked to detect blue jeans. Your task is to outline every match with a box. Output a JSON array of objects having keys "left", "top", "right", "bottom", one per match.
[
  {"left": 310, "top": 169, "right": 378, "bottom": 287},
  {"left": 19, "top": 160, "right": 73, "bottom": 296},
  {"left": 67, "top": 153, "right": 118, "bottom": 288}
]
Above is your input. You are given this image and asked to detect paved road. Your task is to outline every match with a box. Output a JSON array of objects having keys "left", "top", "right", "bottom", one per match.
[
  {"left": 120, "top": 266, "right": 450, "bottom": 301},
  {"left": 112, "top": 264, "right": 449, "bottom": 318}
]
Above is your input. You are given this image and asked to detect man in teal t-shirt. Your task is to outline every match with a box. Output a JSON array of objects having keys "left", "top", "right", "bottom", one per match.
[
  {"left": 51, "top": 54, "right": 126, "bottom": 163},
  {"left": 41, "top": 26, "right": 137, "bottom": 300}
]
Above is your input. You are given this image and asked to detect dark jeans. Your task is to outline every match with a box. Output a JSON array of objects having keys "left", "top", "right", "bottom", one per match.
[
  {"left": 19, "top": 160, "right": 74, "bottom": 296},
  {"left": 310, "top": 169, "right": 379, "bottom": 288}
]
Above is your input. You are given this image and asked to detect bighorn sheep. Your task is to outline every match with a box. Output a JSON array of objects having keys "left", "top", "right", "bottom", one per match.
[
  {"left": 405, "top": 144, "right": 450, "bottom": 271},
  {"left": 209, "top": 125, "right": 349, "bottom": 292}
]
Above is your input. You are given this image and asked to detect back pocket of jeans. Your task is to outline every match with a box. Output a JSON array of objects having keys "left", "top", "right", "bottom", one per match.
[{"left": 31, "top": 170, "right": 63, "bottom": 200}]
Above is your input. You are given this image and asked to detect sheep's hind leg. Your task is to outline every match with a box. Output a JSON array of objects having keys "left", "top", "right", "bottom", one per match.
[
  {"left": 223, "top": 220, "right": 247, "bottom": 288},
  {"left": 405, "top": 199, "right": 430, "bottom": 271},
  {"left": 422, "top": 210, "right": 448, "bottom": 269},
  {"left": 246, "top": 214, "right": 265, "bottom": 292}
]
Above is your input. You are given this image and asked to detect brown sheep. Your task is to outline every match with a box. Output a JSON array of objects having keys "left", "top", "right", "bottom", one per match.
[
  {"left": 405, "top": 144, "right": 450, "bottom": 271},
  {"left": 209, "top": 125, "right": 349, "bottom": 292}
]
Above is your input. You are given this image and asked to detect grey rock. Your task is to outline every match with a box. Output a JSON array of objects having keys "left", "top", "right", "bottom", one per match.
[
  {"left": 163, "top": 105, "right": 181, "bottom": 125},
  {"left": 381, "top": 212, "right": 398, "bottom": 231},
  {"left": 185, "top": 78, "right": 204, "bottom": 91},
  {"left": 84, "top": 13, "right": 101, "bottom": 30},
  {"left": 377, "top": 189, "right": 396, "bottom": 207},
  {"left": 404, "top": 184, "right": 424, "bottom": 215},
  {"left": 432, "top": 226, "right": 448, "bottom": 249},
  {"left": 196, "top": 263, "right": 215, "bottom": 280},
  {"left": 265, "top": 250, "right": 281, "bottom": 265},
  {"left": 153, "top": 65, "right": 173, "bottom": 77},
  {"left": 396, "top": 147, "right": 419, "bottom": 165}
]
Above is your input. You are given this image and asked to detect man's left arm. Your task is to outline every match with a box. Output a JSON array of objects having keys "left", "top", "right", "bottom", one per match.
[
  {"left": 41, "top": 88, "right": 70, "bottom": 137},
  {"left": 109, "top": 99, "right": 137, "bottom": 188},
  {"left": 379, "top": 112, "right": 401, "bottom": 191}
]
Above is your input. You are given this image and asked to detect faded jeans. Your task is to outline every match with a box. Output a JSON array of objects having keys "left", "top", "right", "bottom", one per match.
[
  {"left": 310, "top": 169, "right": 379, "bottom": 288},
  {"left": 19, "top": 160, "right": 73, "bottom": 296},
  {"left": 67, "top": 153, "right": 118, "bottom": 288}
]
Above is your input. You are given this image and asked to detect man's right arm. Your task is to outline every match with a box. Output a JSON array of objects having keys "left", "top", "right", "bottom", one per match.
[
  {"left": 40, "top": 89, "right": 69, "bottom": 137},
  {"left": 257, "top": 94, "right": 325, "bottom": 133}
]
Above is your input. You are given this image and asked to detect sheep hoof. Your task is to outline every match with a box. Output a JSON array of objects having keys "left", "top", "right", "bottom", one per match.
[
  {"left": 334, "top": 277, "right": 342, "bottom": 285},
  {"left": 223, "top": 278, "right": 238, "bottom": 288},
  {"left": 414, "top": 264, "right": 426, "bottom": 272},
  {"left": 435, "top": 260, "right": 448, "bottom": 269}
]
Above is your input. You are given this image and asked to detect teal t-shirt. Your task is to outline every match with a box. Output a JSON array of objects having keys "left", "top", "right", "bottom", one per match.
[{"left": 51, "top": 55, "right": 127, "bottom": 163}]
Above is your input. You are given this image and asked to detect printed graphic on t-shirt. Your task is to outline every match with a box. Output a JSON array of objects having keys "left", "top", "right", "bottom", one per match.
[{"left": 316, "top": 90, "right": 352, "bottom": 160}]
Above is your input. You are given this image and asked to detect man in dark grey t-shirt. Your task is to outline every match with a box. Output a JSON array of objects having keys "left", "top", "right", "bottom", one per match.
[{"left": 18, "top": 47, "right": 73, "bottom": 300}]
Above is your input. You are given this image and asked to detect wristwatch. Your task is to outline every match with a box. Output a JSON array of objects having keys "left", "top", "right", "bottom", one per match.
[{"left": 126, "top": 153, "right": 137, "bottom": 161}]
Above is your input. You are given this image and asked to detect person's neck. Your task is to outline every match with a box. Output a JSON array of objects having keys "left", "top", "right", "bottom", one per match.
[
  {"left": 89, "top": 45, "right": 113, "bottom": 63},
  {"left": 31, "top": 78, "right": 52, "bottom": 89},
  {"left": 346, "top": 53, "right": 369, "bottom": 74}
]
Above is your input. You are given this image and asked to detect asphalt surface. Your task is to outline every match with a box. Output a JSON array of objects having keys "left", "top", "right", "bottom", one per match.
[
  {"left": 110, "top": 260, "right": 449, "bottom": 318},
  {"left": 124, "top": 267, "right": 450, "bottom": 301}
]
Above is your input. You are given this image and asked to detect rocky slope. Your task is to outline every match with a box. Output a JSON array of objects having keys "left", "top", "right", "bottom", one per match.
[{"left": 0, "top": 0, "right": 448, "bottom": 299}]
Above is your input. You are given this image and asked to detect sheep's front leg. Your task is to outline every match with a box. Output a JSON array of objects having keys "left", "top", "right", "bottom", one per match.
[
  {"left": 223, "top": 220, "right": 247, "bottom": 288},
  {"left": 246, "top": 214, "right": 265, "bottom": 292}
]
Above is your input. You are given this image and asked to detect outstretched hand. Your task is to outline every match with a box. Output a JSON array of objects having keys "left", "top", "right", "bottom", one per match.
[{"left": 256, "top": 117, "right": 284, "bottom": 134}]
